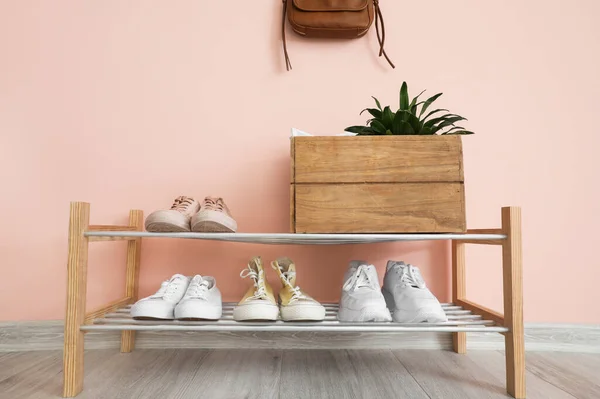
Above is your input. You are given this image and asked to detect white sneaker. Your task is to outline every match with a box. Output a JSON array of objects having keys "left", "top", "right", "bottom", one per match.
[
  {"left": 338, "top": 261, "right": 392, "bottom": 322},
  {"left": 382, "top": 261, "right": 447, "bottom": 323},
  {"left": 145, "top": 196, "right": 200, "bottom": 232},
  {"left": 174, "top": 275, "right": 222, "bottom": 320},
  {"left": 131, "top": 274, "right": 190, "bottom": 319}
]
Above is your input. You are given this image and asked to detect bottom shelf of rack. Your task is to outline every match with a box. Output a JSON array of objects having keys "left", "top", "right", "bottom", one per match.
[{"left": 81, "top": 302, "right": 509, "bottom": 333}]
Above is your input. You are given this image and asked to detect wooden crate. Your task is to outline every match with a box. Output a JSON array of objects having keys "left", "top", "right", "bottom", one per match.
[{"left": 290, "top": 135, "right": 466, "bottom": 233}]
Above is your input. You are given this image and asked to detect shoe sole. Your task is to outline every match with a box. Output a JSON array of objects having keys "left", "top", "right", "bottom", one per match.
[
  {"left": 175, "top": 306, "right": 222, "bottom": 320},
  {"left": 130, "top": 306, "right": 175, "bottom": 320},
  {"left": 337, "top": 306, "right": 392, "bottom": 322},
  {"left": 191, "top": 210, "right": 237, "bottom": 233},
  {"left": 382, "top": 288, "right": 448, "bottom": 323},
  {"left": 233, "top": 303, "right": 279, "bottom": 321},
  {"left": 280, "top": 304, "right": 326, "bottom": 321},
  {"left": 145, "top": 211, "right": 190, "bottom": 232}
]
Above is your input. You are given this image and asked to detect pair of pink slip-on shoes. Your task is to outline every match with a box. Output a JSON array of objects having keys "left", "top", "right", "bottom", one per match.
[{"left": 145, "top": 196, "right": 237, "bottom": 233}]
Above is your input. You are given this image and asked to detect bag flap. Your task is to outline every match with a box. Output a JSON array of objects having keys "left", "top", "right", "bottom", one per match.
[{"left": 292, "top": 0, "right": 369, "bottom": 12}]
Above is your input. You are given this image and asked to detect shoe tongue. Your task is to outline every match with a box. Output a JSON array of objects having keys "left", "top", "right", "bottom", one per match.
[
  {"left": 248, "top": 257, "right": 263, "bottom": 274},
  {"left": 170, "top": 274, "right": 187, "bottom": 282},
  {"left": 387, "top": 260, "right": 406, "bottom": 272}
]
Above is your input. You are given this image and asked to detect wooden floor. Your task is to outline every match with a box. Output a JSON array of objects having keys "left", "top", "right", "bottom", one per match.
[{"left": 1, "top": 349, "right": 599, "bottom": 399}]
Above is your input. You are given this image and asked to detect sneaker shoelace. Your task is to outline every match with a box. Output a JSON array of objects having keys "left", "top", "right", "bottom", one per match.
[
  {"left": 397, "top": 265, "right": 426, "bottom": 289},
  {"left": 149, "top": 275, "right": 186, "bottom": 300},
  {"left": 186, "top": 276, "right": 210, "bottom": 300},
  {"left": 202, "top": 197, "right": 226, "bottom": 212},
  {"left": 343, "top": 264, "right": 378, "bottom": 292},
  {"left": 170, "top": 196, "right": 195, "bottom": 212},
  {"left": 274, "top": 266, "right": 307, "bottom": 303},
  {"left": 240, "top": 266, "right": 268, "bottom": 300}
]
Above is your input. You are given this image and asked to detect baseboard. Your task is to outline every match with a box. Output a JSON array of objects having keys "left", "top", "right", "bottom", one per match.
[{"left": 1, "top": 321, "right": 599, "bottom": 353}]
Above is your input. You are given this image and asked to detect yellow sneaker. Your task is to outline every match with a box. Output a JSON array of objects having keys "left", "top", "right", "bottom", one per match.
[
  {"left": 271, "top": 257, "right": 326, "bottom": 321},
  {"left": 233, "top": 257, "right": 279, "bottom": 321}
]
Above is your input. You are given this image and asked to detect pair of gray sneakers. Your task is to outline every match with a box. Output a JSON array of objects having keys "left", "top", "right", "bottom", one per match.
[{"left": 338, "top": 260, "right": 447, "bottom": 323}]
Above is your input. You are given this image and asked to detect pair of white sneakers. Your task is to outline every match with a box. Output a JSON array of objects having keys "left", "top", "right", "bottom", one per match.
[
  {"left": 130, "top": 274, "right": 222, "bottom": 320},
  {"left": 338, "top": 260, "right": 447, "bottom": 323}
]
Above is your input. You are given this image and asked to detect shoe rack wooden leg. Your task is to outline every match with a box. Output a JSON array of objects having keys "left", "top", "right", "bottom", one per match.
[
  {"left": 63, "top": 202, "right": 90, "bottom": 397},
  {"left": 451, "top": 240, "right": 467, "bottom": 354},
  {"left": 120, "top": 209, "right": 143, "bottom": 353},
  {"left": 502, "top": 207, "right": 526, "bottom": 398}
]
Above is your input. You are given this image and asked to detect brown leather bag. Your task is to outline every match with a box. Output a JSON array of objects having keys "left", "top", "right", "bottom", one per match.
[{"left": 282, "top": 0, "right": 394, "bottom": 70}]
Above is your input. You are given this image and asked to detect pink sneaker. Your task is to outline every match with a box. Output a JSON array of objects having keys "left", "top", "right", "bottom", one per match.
[
  {"left": 191, "top": 197, "right": 238, "bottom": 232},
  {"left": 145, "top": 196, "right": 200, "bottom": 232}
]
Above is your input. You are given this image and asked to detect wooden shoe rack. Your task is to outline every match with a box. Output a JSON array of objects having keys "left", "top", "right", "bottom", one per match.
[{"left": 63, "top": 202, "right": 525, "bottom": 398}]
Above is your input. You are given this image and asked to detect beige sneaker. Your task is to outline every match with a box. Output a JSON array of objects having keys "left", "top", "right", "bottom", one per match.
[
  {"left": 272, "top": 258, "right": 326, "bottom": 321},
  {"left": 233, "top": 257, "right": 279, "bottom": 321},
  {"left": 191, "top": 197, "right": 237, "bottom": 233},
  {"left": 145, "top": 196, "right": 200, "bottom": 232}
]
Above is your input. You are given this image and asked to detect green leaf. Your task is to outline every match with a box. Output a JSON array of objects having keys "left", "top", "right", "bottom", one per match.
[
  {"left": 436, "top": 116, "right": 467, "bottom": 130},
  {"left": 409, "top": 90, "right": 426, "bottom": 114},
  {"left": 423, "top": 114, "right": 462, "bottom": 128},
  {"left": 395, "top": 110, "right": 422, "bottom": 133},
  {"left": 372, "top": 96, "right": 382, "bottom": 111},
  {"left": 344, "top": 125, "right": 369, "bottom": 134},
  {"left": 420, "top": 126, "right": 433, "bottom": 135},
  {"left": 410, "top": 101, "right": 425, "bottom": 115},
  {"left": 419, "top": 93, "right": 443, "bottom": 118},
  {"left": 370, "top": 120, "right": 387, "bottom": 134},
  {"left": 392, "top": 111, "right": 404, "bottom": 134},
  {"left": 445, "top": 130, "right": 474, "bottom": 135},
  {"left": 398, "top": 121, "right": 415, "bottom": 135},
  {"left": 399, "top": 82, "right": 409, "bottom": 110},
  {"left": 442, "top": 126, "right": 466, "bottom": 134},
  {"left": 382, "top": 106, "right": 394, "bottom": 128},
  {"left": 385, "top": 129, "right": 393, "bottom": 135},
  {"left": 360, "top": 108, "right": 382, "bottom": 119},
  {"left": 422, "top": 108, "right": 449, "bottom": 122}
]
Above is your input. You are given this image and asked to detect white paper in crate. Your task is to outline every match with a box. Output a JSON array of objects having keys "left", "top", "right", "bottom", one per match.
[{"left": 290, "top": 128, "right": 357, "bottom": 137}]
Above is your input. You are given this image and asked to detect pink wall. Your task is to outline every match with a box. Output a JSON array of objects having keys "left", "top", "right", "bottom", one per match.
[{"left": 1, "top": 1, "right": 599, "bottom": 323}]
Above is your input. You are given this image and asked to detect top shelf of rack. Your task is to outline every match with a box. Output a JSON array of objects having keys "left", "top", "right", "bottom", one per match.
[{"left": 83, "top": 231, "right": 506, "bottom": 245}]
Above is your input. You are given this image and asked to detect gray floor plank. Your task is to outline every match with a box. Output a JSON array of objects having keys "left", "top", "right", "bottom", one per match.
[
  {"left": 279, "top": 349, "right": 428, "bottom": 399},
  {"left": 0, "top": 351, "right": 59, "bottom": 383},
  {"left": 470, "top": 350, "right": 577, "bottom": 399},
  {"left": 394, "top": 349, "right": 513, "bottom": 398},
  {"left": 2, "top": 349, "right": 600, "bottom": 399},
  {"left": 175, "top": 349, "right": 281, "bottom": 399},
  {"left": 0, "top": 350, "right": 113, "bottom": 399},
  {"left": 279, "top": 350, "right": 356, "bottom": 399},
  {"left": 77, "top": 349, "right": 208, "bottom": 399},
  {"left": 526, "top": 352, "right": 600, "bottom": 399},
  {"left": 332, "top": 350, "right": 429, "bottom": 399}
]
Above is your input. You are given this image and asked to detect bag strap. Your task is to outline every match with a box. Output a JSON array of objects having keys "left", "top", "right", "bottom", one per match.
[
  {"left": 282, "top": 0, "right": 292, "bottom": 71},
  {"left": 374, "top": 0, "right": 395, "bottom": 68}
]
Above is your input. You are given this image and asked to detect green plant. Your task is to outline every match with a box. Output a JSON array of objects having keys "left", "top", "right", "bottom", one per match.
[{"left": 345, "top": 82, "right": 474, "bottom": 136}]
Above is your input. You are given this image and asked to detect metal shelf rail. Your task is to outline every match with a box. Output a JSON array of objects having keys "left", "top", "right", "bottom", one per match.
[{"left": 63, "top": 202, "right": 524, "bottom": 398}]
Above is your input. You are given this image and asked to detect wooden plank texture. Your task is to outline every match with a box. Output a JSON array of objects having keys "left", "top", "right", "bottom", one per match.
[
  {"left": 452, "top": 241, "right": 467, "bottom": 354},
  {"left": 292, "top": 136, "right": 464, "bottom": 183},
  {"left": 84, "top": 297, "right": 133, "bottom": 325},
  {"left": 4, "top": 349, "right": 598, "bottom": 399},
  {"left": 526, "top": 352, "right": 600, "bottom": 399},
  {"left": 294, "top": 182, "right": 465, "bottom": 233},
  {"left": 456, "top": 299, "right": 504, "bottom": 326},
  {"left": 395, "top": 350, "right": 514, "bottom": 399},
  {"left": 63, "top": 202, "right": 90, "bottom": 397},
  {"left": 280, "top": 350, "right": 428, "bottom": 399},
  {"left": 502, "top": 206, "right": 526, "bottom": 399},
  {"left": 120, "top": 209, "right": 143, "bottom": 353}
]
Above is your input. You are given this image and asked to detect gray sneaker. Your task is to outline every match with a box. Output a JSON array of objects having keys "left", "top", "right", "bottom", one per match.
[
  {"left": 382, "top": 261, "right": 447, "bottom": 323},
  {"left": 338, "top": 261, "right": 392, "bottom": 322}
]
